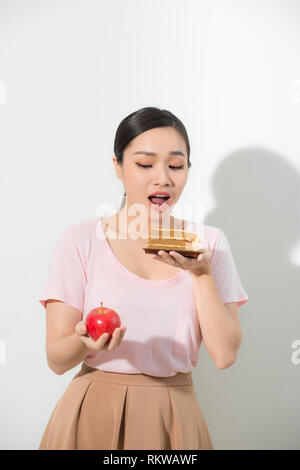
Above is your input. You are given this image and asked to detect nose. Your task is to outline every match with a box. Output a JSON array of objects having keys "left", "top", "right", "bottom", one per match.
[{"left": 153, "top": 163, "right": 173, "bottom": 186}]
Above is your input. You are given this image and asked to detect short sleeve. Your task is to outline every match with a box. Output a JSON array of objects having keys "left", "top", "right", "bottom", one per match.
[
  {"left": 210, "top": 229, "right": 249, "bottom": 308},
  {"left": 38, "top": 227, "right": 87, "bottom": 312}
]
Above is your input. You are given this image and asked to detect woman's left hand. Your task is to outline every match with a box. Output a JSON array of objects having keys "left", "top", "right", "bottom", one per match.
[{"left": 151, "top": 249, "right": 212, "bottom": 276}]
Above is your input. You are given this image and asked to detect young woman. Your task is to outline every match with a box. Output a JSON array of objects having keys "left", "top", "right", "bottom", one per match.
[{"left": 38, "top": 106, "right": 249, "bottom": 450}]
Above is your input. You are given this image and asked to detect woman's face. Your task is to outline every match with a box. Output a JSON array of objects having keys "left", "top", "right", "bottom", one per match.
[{"left": 113, "top": 126, "right": 189, "bottom": 223}]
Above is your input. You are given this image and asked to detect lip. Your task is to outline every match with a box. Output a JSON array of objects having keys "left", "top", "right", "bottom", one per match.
[
  {"left": 148, "top": 191, "right": 171, "bottom": 198},
  {"left": 147, "top": 195, "right": 171, "bottom": 212}
]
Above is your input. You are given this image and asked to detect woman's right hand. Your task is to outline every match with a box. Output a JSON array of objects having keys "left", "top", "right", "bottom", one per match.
[{"left": 75, "top": 321, "right": 127, "bottom": 351}]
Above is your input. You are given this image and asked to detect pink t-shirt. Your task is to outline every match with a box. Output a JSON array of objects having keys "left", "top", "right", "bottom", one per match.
[{"left": 38, "top": 217, "right": 249, "bottom": 377}]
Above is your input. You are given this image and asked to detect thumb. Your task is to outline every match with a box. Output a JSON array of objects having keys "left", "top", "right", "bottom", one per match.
[{"left": 75, "top": 321, "right": 87, "bottom": 336}]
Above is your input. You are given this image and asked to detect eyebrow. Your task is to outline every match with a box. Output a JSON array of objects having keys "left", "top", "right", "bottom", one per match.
[{"left": 133, "top": 151, "right": 186, "bottom": 158}]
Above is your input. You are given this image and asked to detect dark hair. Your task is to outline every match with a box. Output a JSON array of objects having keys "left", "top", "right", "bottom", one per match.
[
  {"left": 114, "top": 107, "right": 191, "bottom": 210},
  {"left": 114, "top": 107, "right": 191, "bottom": 169}
]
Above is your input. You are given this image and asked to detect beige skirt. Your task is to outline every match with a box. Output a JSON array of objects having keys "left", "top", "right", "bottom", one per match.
[{"left": 38, "top": 362, "right": 214, "bottom": 450}]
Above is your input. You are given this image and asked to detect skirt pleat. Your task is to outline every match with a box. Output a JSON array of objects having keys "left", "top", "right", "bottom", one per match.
[{"left": 38, "top": 362, "right": 214, "bottom": 450}]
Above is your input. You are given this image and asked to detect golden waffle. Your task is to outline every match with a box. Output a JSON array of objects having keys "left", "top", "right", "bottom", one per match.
[{"left": 143, "top": 223, "right": 202, "bottom": 258}]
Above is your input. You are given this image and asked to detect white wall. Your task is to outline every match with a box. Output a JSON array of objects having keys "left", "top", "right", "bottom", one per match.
[{"left": 0, "top": 0, "right": 299, "bottom": 450}]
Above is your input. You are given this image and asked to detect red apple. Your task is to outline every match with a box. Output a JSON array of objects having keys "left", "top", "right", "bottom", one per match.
[{"left": 85, "top": 301, "right": 121, "bottom": 341}]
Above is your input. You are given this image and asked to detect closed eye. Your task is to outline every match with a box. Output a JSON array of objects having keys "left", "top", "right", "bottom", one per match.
[{"left": 136, "top": 163, "right": 184, "bottom": 170}]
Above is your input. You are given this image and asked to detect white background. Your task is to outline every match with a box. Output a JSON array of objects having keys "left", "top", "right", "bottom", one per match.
[{"left": 0, "top": 0, "right": 299, "bottom": 450}]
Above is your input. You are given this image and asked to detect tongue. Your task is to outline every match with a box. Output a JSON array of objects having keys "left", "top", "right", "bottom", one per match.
[{"left": 150, "top": 196, "right": 168, "bottom": 205}]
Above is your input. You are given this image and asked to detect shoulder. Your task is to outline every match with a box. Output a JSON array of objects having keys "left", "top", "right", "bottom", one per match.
[{"left": 65, "top": 217, "right": 100, "bottom": 248}]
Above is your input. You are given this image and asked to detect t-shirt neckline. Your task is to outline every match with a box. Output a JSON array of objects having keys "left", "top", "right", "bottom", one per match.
[{"left": 97, "top": 217, "right": 187, "bottom": 287}]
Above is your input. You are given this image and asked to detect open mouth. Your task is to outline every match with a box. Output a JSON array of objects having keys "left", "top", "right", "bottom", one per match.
[{"left": 148, "top": 195, "right": 170, "bottom": 206}]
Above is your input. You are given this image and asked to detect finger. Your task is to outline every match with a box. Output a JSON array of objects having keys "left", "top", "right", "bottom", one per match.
[
  {"left": 158, "top": 250, "right": 168, "bottom": 256},
  {"left": 152, "top": 254, "right": 167, "bottom": 262},
  {"left": 107, "top": 327, "right": 122, "bottom": 350},
  {"left": 197, "top": 250, "right": 211, "bottom": 262},
  {"left": 152, "top": 251, "right": 176, "bottom": 264},
  {"left": 171, "top": 252, "right": 194, "bottom": 268},
  {"left": 118, "top": 326, "right": 127, "bottom": 345},
  {"left": 94, "top": 332, "right": 111, "bottom": 349},
  {"left": 111, "top": 327, "right": 124, "bottom": 349},
  {"left": 157, "top": 250, "right": 177, "bottom": 265},
  {"left": 79, "top": 335, "right": 96, "bottom": 349},
  {"left": 81, "top": 332, "right": 109, "bottom": 350},
  {"left": 169, "top": 251, "right": 188, "bottom": 263}
]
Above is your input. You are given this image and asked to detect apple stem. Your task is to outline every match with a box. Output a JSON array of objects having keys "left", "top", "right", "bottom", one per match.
[{"left": 100, "top": 301, "right": 103, "bottom": 308}]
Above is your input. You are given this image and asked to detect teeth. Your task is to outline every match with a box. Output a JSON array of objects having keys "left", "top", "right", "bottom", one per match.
[{"left": 149, "top": 195, "right": 169, "bottom": 198}]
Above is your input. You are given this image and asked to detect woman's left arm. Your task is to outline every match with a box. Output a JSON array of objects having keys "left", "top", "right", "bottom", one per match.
[
  {"left": 152, "top": 249, "right": 242, "bottom": 369},
  {"left": 190, "top": 271, "right": 242, "bottom": 369}
]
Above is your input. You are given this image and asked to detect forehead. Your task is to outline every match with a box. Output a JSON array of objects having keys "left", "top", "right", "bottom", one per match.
[{"left": 126, "top": 127, "right": 186, "bottom": 154}]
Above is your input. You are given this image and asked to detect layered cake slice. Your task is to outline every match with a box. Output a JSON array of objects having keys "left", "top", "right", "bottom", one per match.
[{"left": 143, "top": 223, "right": 202, "bottom": 258}]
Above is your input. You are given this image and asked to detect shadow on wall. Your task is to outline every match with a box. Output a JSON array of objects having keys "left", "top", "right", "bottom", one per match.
[{"left": 193, "top": 147, "right": 300, "bottom": 450}]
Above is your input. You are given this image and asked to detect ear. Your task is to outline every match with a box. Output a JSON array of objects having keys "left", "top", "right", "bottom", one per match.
[{"left": 112, "top": 156, "right": 123, "bottom": 181}]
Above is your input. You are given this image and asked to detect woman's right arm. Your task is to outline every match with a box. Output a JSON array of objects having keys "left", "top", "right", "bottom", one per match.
[{"left": 45, "top": 300, "right": 126, "bottom": 375}]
